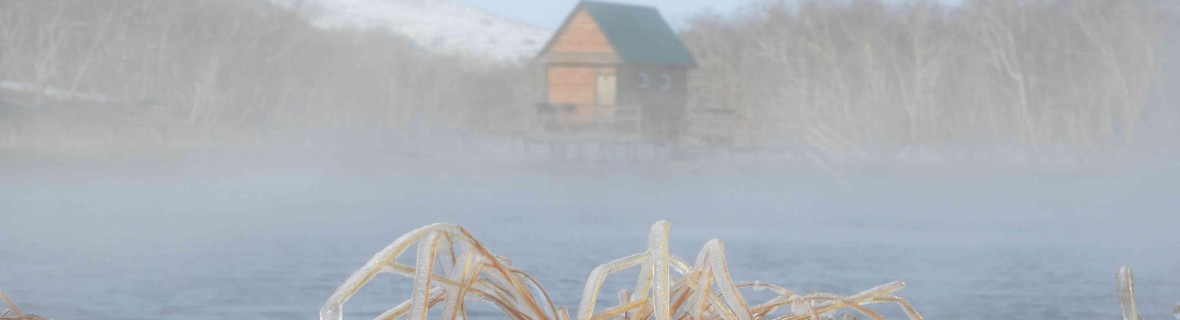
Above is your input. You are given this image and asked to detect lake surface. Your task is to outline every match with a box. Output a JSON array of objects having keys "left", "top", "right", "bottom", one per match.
[{"left": 2, "top": 155, "right": 1179, "bottom": 319}]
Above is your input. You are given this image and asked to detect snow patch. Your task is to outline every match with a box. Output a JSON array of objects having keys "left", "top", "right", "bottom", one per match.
[
  {"left": 274, "top": 0, "right": 552, "bottom": 61},
  {"left": 0, "top": 80, "right": 115, "bottom": 104}
]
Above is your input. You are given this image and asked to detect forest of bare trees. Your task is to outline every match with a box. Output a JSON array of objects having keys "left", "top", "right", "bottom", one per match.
[
  {"left": 683, "top": 0, "right": 1170, "bottom": 153},
  {"left": 0, "top": 0, "right": 1175, "bottom": 161},
  {"left": 0, "top": 0, "right": 537, "bottom": 151}
]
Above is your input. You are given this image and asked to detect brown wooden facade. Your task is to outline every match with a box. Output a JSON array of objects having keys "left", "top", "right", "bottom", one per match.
[{"left": 535, "top": 1, "right": 696, "bottom": 142}]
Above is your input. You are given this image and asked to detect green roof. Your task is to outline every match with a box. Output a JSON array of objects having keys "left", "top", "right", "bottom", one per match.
[{"left": 550, "top": 1, "right": 697, "bottom": 67}]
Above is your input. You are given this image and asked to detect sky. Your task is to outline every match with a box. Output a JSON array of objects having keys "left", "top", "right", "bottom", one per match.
[{"left": 454, "top": 0, "right": 747, "bottom": 29}]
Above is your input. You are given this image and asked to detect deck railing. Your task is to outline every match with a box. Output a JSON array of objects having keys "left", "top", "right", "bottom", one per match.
[{"left": 533, "top": 103, "right": 644, "bottom": 141}]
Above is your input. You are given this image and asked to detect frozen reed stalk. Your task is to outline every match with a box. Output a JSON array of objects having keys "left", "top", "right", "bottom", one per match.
[
  {"left": 0, "top": 291, "right": 19, "bottom": 320},
  {"left": 0, "top": 291, "right": 47, "bottom": 320},
  {"left": 1117, "top": 266, "right": 1138, "bottom": 320},
  {"left": 319, "top": 223, "right": 559, "bottom": 320},
  {"left": 322, "top": 221, "right": 924, "bottom": 320},
  {"left": 1173, "top": 301, "right": 1179, "bottom": 320}
]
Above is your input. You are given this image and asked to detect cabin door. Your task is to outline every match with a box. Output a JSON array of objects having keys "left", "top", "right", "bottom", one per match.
[{"left": 596, "top": 74, "right": 617, "bottom": 106}]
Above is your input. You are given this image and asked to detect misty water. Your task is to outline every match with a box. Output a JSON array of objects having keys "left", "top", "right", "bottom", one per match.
[
  {"left": 3, "top": 0, "right": 1179, "bottom": 318},
  {"left": 2, "top": 150, "right": 1179, "bottom": 319}
]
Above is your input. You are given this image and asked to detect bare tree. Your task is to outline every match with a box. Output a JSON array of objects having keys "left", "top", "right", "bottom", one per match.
[{"left": 30, "top": 1, "right": 68, "bottom": 104}]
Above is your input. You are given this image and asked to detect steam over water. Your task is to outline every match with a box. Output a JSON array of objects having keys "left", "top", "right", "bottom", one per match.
[
  {"left": 2, "top": 0, "right": 1178, "bottom": 318},
  {"left": 2, "top": 153, "right": 1178, "bottom": 319}
]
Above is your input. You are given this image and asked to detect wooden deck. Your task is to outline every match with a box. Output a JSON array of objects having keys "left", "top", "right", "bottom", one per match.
[{"left": 531, "top": 103, "right": 646, "bottom": 142}]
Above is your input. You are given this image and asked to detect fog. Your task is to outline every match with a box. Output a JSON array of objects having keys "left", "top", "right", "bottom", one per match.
[{"left": 2, "top": 0, "right": 1180, "bottom": 319}]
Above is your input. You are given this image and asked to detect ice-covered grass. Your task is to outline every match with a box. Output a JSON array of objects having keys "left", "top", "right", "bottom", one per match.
[{"left": 322, "top": 221, "right": 923, "bottom": 320}]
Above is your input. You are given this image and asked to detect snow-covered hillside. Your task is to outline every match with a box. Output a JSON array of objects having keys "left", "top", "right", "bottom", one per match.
[{"left": 275, "top": 0, "right": 552, "bottom": 61}]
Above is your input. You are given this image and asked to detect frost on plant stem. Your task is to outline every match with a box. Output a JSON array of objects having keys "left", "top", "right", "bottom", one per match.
[{"left": 1118, "top": 266, "right": 1138, "bottom": 320}]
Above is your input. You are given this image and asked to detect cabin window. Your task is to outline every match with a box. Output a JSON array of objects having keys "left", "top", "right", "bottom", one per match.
[
  {"left": 661, "top": 73, "right": 672, "bottom": 91},
  {"left": 596, "top": 74, "right": 617, "bottom": 106},
  {"left": 638, "top": 72, "right": 650, "bottom": 89}
]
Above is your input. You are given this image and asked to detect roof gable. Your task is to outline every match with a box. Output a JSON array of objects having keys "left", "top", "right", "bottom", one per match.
[
  {"left": 539, "top": 1, "right": 697, "bottom": 67},
  {"left": 548, "top": 9, "right": 616, "bottom": 55}
]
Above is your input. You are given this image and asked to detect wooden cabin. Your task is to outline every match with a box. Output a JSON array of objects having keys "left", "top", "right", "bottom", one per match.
[{"left": 535, "top": 1, "right": 696, "bottom": 143}]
